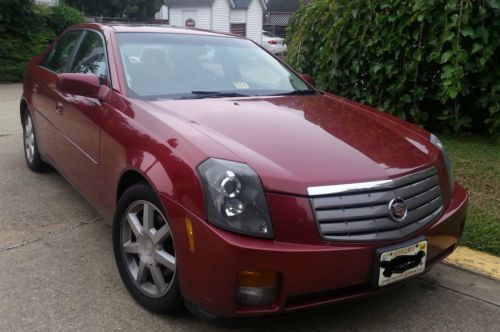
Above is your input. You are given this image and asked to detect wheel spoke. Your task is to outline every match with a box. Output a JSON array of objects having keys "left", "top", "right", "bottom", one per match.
[
  {"left": 123, "top": 241, "right": 140, "bottom": 254},
  {"left": 136, "top": 260, "right": 148, "bottom": 284},
  {"left": 142, "top": 203, "right": 154, "bottom": 232},
  {"left": 127, "top": 213, "right": 143, "bottom": 237},
  {"left": 154, "top": 249, "right": 176, "bottom": 272},
  {"left": 150, "top": 265, "right": 166, "bottom": 291},
  {"left": 152, "top": 224, "right": 170, "bottom": 245},
  {"left": 27, "top": 117, "right": 32, "bottom": 132}
]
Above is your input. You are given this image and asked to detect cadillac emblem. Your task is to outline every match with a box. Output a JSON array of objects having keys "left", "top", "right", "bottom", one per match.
[{"left": 388, "top": 198, "right": 408, "bottom": 222}]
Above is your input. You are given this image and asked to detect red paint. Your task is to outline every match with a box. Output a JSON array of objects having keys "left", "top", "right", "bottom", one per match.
[
  {"left": 56, "top": 73, "right": 101, "bottom": 99},
  {"left": 22, "top": 24, "right": 468, "bottom": 317},
  {"left": 300, "top": 73, "right": 315, "bottom": 86}
]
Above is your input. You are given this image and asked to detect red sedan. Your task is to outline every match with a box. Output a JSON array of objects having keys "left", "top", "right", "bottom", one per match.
[{"left": 21, "top": 24, "right": 468, "bottom": 318}]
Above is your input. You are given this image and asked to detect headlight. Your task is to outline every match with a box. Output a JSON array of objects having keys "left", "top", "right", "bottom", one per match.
[
  {"left": 197, "top": 158, "right": 273, "bottom": 238},
  {"left": 430, "top": 134, "right": 454, "bottom": 192}
]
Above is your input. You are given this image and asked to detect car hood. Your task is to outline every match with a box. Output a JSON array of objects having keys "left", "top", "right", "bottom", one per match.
[{"left": 149, "top": 94, "right": 439, "bottom": 195}]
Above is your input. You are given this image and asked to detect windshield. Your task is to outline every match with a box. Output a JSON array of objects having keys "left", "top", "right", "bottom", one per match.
[{"left": 116, "top": 32, "right": 311, "bottom": 100}]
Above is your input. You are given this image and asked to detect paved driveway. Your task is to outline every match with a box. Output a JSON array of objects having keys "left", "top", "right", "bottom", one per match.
[{"left": 0, "top": 84, "right": 499, "bottom": 331}]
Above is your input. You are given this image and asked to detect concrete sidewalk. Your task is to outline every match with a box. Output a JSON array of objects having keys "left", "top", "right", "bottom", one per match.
[{"left": 1, "top": 84, "right": 499, "bottom": 331}]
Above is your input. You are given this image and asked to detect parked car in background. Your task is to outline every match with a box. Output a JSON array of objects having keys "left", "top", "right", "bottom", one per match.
[
  {"left": 261, "top": 30, "right": 287, "bottom": 55},
  {"left": 21, "top": 24, "right": 468, "bottom": 320}
]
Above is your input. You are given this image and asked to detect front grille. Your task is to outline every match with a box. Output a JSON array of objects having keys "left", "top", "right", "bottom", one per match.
[{"left": 309, "top": 167, "right": 443, "bottom": 241}]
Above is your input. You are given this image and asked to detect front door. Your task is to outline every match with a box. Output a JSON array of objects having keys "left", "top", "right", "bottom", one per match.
[
  {"left": 31, "top": 30, "right": 83, "bottom": 164},
  {"left": 56, "top": 30, "right": 109, "bottom": 205}
]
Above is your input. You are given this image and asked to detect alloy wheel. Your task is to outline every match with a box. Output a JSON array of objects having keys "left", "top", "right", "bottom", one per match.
[
  {"left": 24, "top": 114, "right": 35, "bottom": 163},
  {"left": 120, "top": 200, "right": 176, "bottom": 298}
]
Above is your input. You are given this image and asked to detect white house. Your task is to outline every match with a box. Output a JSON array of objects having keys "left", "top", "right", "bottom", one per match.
[
  {"left": 155, "top": 5, "right": 169, "bottom": 20},
  {"left": 164, "top": 0, "right": 267, "bottom": 43},
  {"left": 35, "top": 0, "right": 59, "bottom": 5}
]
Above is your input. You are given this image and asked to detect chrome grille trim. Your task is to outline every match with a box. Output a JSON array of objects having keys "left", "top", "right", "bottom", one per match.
[
  {"left": 307, "top": 167, "right": 437, "bottom": 196},
  {"left": 310, "top": 167, "right": 443, "bottom": 241}
]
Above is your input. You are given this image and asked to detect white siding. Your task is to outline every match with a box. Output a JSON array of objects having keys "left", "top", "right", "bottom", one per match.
[
  {"left": 182, "top": 10, "right": 199, "bottom": 25},
  {"left": 230, "top": 10, "right": 246, "bottom": 24},
  {"left": 155, "top": 5, "right": 169, "bottom": 20},
  {"left": 197, "top": 7, "right": 212, "bottom": 29},
  {"left": 170, "top": 7, "right": 211, "bottom": 29},
  {"left": 169, "top": 7, "right": 184, "bottom": 26},
  {"left": 246, "top": 0, "right": 263, "bottom": 43},
  {"left": 211, "top": 0, "right": 230, "bottom": 33}
]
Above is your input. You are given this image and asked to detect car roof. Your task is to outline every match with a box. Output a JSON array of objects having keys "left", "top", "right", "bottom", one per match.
[{"left": 70, "top": 23, "right": 240, "bottom": 38}]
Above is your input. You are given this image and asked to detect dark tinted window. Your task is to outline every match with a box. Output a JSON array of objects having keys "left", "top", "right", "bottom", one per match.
[
  {"left": 45, "top": 30, "right": 82, "bottom": 73},
  {"left": 70, "top": 31, "right": 107, "bottom": 80}
]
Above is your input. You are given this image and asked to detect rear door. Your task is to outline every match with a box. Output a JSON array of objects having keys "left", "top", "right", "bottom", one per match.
[
  {"left": 56, "top": 30, "right": 109, "bottom": 203},
  {"left": 31, "top": 30, "right": 83, "bottom": 164}
]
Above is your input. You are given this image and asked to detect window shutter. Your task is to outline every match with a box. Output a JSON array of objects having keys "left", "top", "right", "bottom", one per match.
[{"left": 230, "top": 23, "right": 246, "bottom": 37}]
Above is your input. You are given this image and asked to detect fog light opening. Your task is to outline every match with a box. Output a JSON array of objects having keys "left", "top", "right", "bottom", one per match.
[{"left": 236, "top": 271, "right": 278, "bottom": 306}]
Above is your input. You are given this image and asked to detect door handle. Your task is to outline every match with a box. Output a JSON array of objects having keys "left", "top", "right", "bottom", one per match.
[
  {"left": 55, "top": 102, "right": 64, "bottom": 115},
  {"left": 32, "top": 83, "right": 38, "bottom": 94}
]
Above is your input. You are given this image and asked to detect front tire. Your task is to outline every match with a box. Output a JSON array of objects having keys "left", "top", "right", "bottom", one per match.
[
  {"left": 113, "top": 183, "right": 181, "bottom": 313},
  {"left": 22, "top": 110, "right": 49, "bottom": 172}
]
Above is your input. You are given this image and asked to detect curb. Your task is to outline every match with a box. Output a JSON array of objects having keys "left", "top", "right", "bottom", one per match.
[{"left": 444, "top": 246, "right": 500, "bottom": 281}]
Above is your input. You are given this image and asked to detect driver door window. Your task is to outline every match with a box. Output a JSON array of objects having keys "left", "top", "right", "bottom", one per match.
[
  {"left": 44, "top": 30, "right": 82, "bottom": 73},
  {"left": 70, "top": 31, "right": 108, "bottom": 82}
]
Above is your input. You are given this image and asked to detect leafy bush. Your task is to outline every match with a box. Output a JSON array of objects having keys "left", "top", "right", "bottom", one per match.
[
  {"left": 0, "top": 1, "right": 83, "bottom": 82},
  {"left": 48, "top": 3, "right": 85, "bottom": 35},
  {"left": 286, "top": 0, "right": 500, "bottom": 136}
]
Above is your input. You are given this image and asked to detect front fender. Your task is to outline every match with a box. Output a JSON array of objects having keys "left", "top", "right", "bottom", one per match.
[{"left": 98, "top": 94, "right": 207, "bottom": 223}]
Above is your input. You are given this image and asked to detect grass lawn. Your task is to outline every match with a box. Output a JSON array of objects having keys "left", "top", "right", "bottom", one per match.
[{"left": 442, "top": 135, "right": 500, "bottom": 256}]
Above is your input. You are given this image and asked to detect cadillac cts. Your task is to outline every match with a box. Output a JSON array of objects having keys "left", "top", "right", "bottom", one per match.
[{"left": 21, "top": 24, "right": 468, "bottom": 318}]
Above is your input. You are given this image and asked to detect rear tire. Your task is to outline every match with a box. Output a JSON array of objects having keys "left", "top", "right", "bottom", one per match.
[
  {"left": 22, "top": 110, "right": 50, "bottom": 172},
  {"left": 113, "top": 183, "right": 182, "bottom": 313}
]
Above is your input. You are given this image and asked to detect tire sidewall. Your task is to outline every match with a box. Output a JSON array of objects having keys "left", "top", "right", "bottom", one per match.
[{"left": 112, "top": 183, "right": 182, "bottom": 313}]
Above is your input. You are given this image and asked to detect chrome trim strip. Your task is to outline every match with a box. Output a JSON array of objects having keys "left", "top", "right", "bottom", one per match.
[{"left": 307, "top": 167, "right": 437, "bottom": 196}]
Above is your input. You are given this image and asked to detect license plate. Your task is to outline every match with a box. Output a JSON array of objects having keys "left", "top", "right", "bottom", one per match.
[{"left": 375, "top": 238, "right": 427, "bottom": 287}]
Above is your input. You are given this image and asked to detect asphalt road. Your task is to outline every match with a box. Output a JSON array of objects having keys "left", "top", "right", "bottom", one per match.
[{"left": 1, "top": 84, "right": 499, "bottom": 331}]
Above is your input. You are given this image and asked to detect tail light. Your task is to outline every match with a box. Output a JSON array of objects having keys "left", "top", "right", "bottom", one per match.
[{"left": 267, "top": 40, "right": 278, "bottom": 45}]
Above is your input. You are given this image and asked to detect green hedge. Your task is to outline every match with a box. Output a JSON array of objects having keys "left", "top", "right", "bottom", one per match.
[
  {"left": 286, "top": 0, "right": 500, "bottom": 136},
  {"left": 0, "top": 1, "right": 83, "bottom": 82}
]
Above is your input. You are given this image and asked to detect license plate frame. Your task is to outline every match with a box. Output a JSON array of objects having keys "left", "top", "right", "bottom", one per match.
[{"left": 372, "top": 236, "right": 428, "bottom": 287}]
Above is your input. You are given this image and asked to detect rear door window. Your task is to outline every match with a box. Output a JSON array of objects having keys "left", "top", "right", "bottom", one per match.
[{"left": 44, "top": 30, "right": 83, "bottom": 73}]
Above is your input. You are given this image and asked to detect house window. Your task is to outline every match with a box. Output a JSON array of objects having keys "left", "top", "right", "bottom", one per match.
[{"left": 230, "top": 23, "right": 246, "bottom": 37}]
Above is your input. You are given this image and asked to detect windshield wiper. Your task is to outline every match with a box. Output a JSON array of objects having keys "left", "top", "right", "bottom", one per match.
[
  {"left": 270, "top": 89, "right": 317, "bottom": 96},
  {"left": 177, "top": 91, "right": 251, "bottom": 99}
]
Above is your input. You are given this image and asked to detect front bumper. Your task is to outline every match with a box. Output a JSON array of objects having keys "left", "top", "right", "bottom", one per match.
[{"left": 161, "top": 183, "right": 468, "bottom": 317}]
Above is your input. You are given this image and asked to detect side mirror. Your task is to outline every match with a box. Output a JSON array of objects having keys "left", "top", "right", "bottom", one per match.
[
  {"left": 57, "top": 73, "right": 101, "bottom": 99},
  {"left": 300, "top": 73, "right": 315, "bottom": 86}
]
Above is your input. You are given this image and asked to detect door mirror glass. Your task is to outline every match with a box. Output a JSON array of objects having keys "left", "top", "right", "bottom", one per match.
[{"left": 57, "top": 73, "right": 101, "bottom": 98}]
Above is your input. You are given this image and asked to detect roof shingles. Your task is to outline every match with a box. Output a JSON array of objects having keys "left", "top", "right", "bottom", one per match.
[
  {"left": 233, "top": 0, "right": 251, "bottom": 9},
  {"left": 165, "top": 0, "right": 214, "bottom": 7},
  {"left": 266, "top": 0, "right": 313, "bottom": 12},
  {"left": 166, "top": 0, "right": 266, "bottom": 9}
]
